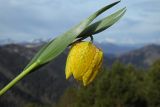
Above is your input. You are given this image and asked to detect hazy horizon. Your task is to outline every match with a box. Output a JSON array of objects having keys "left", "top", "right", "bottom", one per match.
[{"left": 0, "top": 0, "right": 160, "bottom": 45}]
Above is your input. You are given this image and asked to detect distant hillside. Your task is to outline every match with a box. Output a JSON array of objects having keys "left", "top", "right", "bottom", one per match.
[
  {"left": 0, "top": 43, "right": 160, "bottom": 107},
  {"left": 118, "top": 44, "right": 160, "bottom": 67},
  {"left": 96, "top": 42, "right": 141, "bottom": 55}
]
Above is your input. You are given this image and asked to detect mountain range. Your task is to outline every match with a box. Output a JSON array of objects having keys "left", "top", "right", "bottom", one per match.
[
  {"left": 0, "top": 42, "right": 160, "bottom": 107},
  {"left": 118, "top": 44, "right": 160, "bottom": 67},
  {"left": 96, "top": 42, "right": 142, "bottom": 55}
]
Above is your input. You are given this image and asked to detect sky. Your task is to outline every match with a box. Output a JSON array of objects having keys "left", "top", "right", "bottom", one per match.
[{"left": 0, "top": 0, "right": 160, "bottom": 45}]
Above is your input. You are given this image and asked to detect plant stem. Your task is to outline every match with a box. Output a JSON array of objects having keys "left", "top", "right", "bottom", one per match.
[{"left": 0, "top": 62, "right": 38, "bottom": 96}]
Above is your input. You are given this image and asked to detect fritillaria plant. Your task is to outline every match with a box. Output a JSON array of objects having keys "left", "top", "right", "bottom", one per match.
[{"left": 0, "top": 1, "right": 126, "bottom": 96}]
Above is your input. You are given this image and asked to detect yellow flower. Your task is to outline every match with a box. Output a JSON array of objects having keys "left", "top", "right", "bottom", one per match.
[{"left": 65, "top": 41, "right": 103, "bottom": 86}]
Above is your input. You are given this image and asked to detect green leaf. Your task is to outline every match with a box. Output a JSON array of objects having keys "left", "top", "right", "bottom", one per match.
[
  {"left": 78, "top": 7, "right": 126, "bottom": 38},
  {"left": 92, "top": 8, "right": 126, "bottom": 35},
  {"left": 24, "top": 40, "right": 52, "bottom": 71}
]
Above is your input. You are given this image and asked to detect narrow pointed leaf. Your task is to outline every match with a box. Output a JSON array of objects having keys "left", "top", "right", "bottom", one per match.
[
  {"left": 24, "top": 40, "right": 52, "bottom": 70},
  {"left": 92, "top": 8, "right": 126, "bottom": 34},
  {"left": 78, "top": 7, "right": 126, "bottom": 38}
]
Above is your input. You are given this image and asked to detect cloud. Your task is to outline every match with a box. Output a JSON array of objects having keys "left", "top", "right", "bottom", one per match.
[
  {"left": 94, "top": 0, "right": 160, "bottom": 44},
  {"left": 0, "top": 0, "right": 160, "bottom": 44}
]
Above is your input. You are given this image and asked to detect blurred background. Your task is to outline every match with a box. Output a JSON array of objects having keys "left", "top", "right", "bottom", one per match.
[{"left": 0, "top": 0, "right": 160, "bottom": 107}]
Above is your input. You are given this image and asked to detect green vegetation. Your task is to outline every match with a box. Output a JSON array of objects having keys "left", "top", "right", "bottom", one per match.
[{"left": 56, "top": 60, "right": 160, "bottom": 107}]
